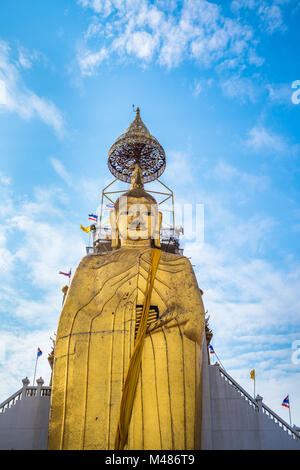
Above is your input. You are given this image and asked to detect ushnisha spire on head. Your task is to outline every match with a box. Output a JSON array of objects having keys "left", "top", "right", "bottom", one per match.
[
  {"left": 114, "top": 163, "right": 157, "bottom": 211},
  {"left": 130, "top": 163, "right": 144, "bottom": 190}
]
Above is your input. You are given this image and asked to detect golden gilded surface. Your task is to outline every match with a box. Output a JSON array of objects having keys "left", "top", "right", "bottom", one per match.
[
  {"left": 107, "top": 108, "right": 166, "bottom": 183},
  {"left": 48, "top": 160, "right": 205, "bottom": 450},
  {"left": 115, "top": 248, "right": 162, "bottom": 450},
  {"left": 48, "top": 245, "right": 205, "bottom": 450}
]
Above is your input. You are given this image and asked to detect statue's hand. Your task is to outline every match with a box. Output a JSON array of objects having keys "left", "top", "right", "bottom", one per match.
[{"left": 146, "top": 305, "right": 203, "bottom": 344}]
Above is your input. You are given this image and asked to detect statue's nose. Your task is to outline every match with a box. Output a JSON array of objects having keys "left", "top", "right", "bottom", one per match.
[
  {"left": 129, "top": 213, "right": 147, "bottom": 227},
  {"left": 129, "top": 212, "right": 143, "bottom": 221},
  {"left": 128, "top": 212, "right": 140, "bottom": 222}
]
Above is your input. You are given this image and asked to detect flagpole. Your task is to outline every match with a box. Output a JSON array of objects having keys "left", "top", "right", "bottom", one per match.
[
  {"left": 33, "top": 354, "right": 38, "bottom": 387},
  {"left": 250, "top": 369, "right": 256, "bottom": 397},
  {"left": 213, "top": 350, "right": 226, "bottom": 371},
  {"left": 288, "top": 395, "right": 292, "bottom": 427}
]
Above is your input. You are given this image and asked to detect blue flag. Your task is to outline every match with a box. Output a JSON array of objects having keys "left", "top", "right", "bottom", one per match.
[{"left": 282, "top": 395, "right": 289, "bottom": 408}]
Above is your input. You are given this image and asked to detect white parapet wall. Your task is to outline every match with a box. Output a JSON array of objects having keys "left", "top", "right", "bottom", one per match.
[
  {"left": 0, "top": 377, "right": 51, "bottom": 450},
  {"left": 201, "top": 348, "right": 300, "bottom": 450},
  {"left": 1, "top": 351, "right": 300, "bottom": 450}
]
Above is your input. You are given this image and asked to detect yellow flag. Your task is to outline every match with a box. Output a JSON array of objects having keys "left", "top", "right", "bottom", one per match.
[
  {"left": 250, "top": 369, "right": 255, "bottom": 380},
  {"left": 80, "top": 224, "right": 91, "bottom": 234}
]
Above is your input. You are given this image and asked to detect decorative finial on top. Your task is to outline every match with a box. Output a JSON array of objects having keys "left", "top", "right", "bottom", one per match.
[
  {"left": 126, "top": 107, "right": 149, "bottom": 137},
  {"left": 132, "top": 104, "right": 140, "bottom": 115}
]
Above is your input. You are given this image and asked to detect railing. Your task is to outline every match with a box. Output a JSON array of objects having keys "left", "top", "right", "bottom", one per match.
[
  {"left": 0, "top": 389, "right": 22, "bottom": 414},
  {"left": 92, "top": 226, "right": 183, "bottom": 245},
  {"left": 217, "top": 364, "right": 300, "bottom": 441},
  {"left": 0, "top": 377, "right": 51, "bottom": 414},
  {"left": 261, "top": 402, "right": 300, "bottom": 440},
  {"left": 218, "top": 365, "right": 259, "bottom": 411},
  {"left": 40, "top": 387, "right": 51, "bottom": 397}
]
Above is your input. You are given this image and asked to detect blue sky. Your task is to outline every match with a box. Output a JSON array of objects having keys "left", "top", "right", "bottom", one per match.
[{"left": 0, "top": 0, "right": 300, "bottom": 428}]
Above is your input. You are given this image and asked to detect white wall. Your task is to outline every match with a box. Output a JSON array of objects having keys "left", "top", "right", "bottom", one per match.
[
  {"left": 0, "top": 394, "right": 50, "bottom": 450},
  {"left": 201, "top": 360, "right": 300, "bottom": 450},
  {"left": 1, "top": 349, "right": 300, "bottom": 450}
]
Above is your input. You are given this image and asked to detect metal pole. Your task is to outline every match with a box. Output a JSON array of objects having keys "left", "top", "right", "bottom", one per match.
[
  {"left": 99, "top": 190, "right": 104, "bottom": 231},
  {"left": 172, "top": 193, "right": 175, "bottom": 231},
  {"left": 288, "top": 395, "right": 292, "bottom": 427},
  {"left": 33, "top": 355, "right": 38, "bottom": 387},
  {"left": 214, "top": 350, "right": 226, "bottom": 371}
]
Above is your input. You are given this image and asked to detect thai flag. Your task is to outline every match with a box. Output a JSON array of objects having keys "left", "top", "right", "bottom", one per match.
[
  {"left": 59, "top": 269, "right": 71, "bottom": 278},
  {"left": 88, "top": 213, "right": 98, "bottom": 222},
  {"left": 282, "top": 395, "right": 290, "bottom": 408},
  {"left": 37, "top": 348, "right": 42, "bottom": 357},
  {"left": 208, "top": 344, "right": 215, "bottom": 354},
  {"left": 105, "top": 203, "right": 115, "bottom": 209}
]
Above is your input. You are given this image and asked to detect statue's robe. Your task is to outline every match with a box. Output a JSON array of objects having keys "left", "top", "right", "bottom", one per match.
[{"left": 48, "top": 247, "right": 205, "bottom": 450}]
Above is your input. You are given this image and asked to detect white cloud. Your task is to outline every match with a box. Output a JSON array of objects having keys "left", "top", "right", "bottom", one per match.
[
  {"left": 187, "top": 234, "right": 300, "bottom": 422},
  {"left": 0, "top": 180, "right": 84, "bottom": 303},
  {"left": 0, "top": 79, "right": 7, "bottom": 104},
  {"left": 84, "top": 22, "right": 102, "bottom": 40},
  {"left": 193, "top": 191, "right": 276, "bottom": 257},
  {"left": 231, "top": 0, "right": 286, "bottom": 34},
  {"left": 221, "top": 75, "right": 260, "bottom": 103},
  {"left": 0, "top": 176, "right": 88, "bottom": 400},
  {"left": 124, "top": 31, "right": 158, "bottom": 60},
  {"left": 248, "top": 47, "right": 264, "bottom": 66},
  {"left": 209, "top": 160, "right": 269, "bottom": 201},
  {"left": 185, "top": 236, "right": 300, "bottom": 352},
  {"left": 0, "top": 172, "right": 11, "bottom": 185},
  {"left": 245, "top": 125, "right": 294, "bottom": 153},
  {"left": 0, "top": 41, "right": 65, "bottom": 137},
  {"left": 257, "top": 3, "right": 284, "bottom": 34},
  {"left": 0, "top": 247, "right": 14, "bottom": 275},
  {"left": 175, "top": 168, "right": 300, "bottom": 424},
  {"left": 0, "top": 329, "right": 54, "bottom": 400},
  {"left": 77, "top": 47, "right": 109, "bottom": 76},
  {"left": 266, "top": 82, "right": 293, "bottom": 105},
  {"left": 0, "top": 170, "right": 100, "bottom": 401},
  {"left": 50, "top": 157, "right": 72, "bottom": 186},
  {"left": 193, "top": 77, "right": 214, "bottom": 96},
  {"left": 17, "top": 46, "right": 41, "bottom": 69},
  {"left": 163, "top": 150, "right": 194, "bottom": 185},
  {"left": 77, "top": 0, "right": 260, "bottom": 73},
  {"left": 77, "top": 0, "right": 104, "bottom": 14}
]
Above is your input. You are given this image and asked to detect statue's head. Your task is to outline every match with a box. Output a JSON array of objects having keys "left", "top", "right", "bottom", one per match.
[{"left": 110, "top": 165, "right": 162, "bottom": 248}]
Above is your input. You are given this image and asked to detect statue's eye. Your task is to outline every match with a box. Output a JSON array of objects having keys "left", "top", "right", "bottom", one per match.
[{"left": 147, "top": 212, "right": 151, "bottom": 216}]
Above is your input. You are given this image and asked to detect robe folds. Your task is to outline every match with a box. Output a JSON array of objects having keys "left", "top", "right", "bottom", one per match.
[{"left": 48, "top": 247, "right": 205, "bottom": 450}]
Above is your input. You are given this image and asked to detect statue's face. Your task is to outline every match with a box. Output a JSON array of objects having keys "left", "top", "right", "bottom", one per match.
[{"left": 117, "top": 196, "right": 158, "bottom": 241}]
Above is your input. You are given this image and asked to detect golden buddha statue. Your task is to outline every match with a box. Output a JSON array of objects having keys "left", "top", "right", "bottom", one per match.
[{"left": 48, "top": 111, "right": 205, "bottom": 451}]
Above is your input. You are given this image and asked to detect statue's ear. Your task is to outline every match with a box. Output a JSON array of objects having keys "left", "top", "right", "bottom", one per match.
[
  {"left": 109, "top": 210, "right": 119, "bottom": 248},
  {"left": 154, "top": 211, "right": 162, "bottom": 248}
]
